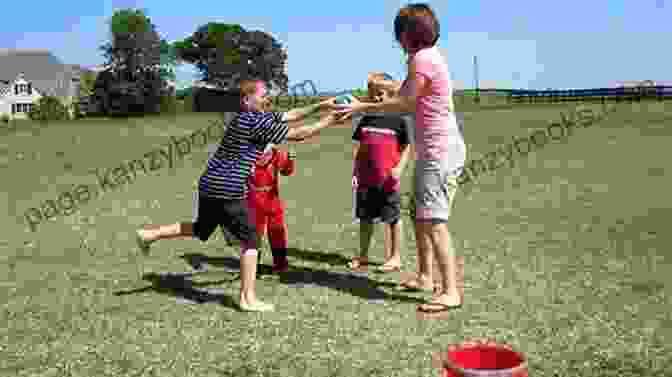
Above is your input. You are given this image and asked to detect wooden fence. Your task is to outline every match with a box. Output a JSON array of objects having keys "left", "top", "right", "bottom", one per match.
[{"left": 505, "top": 86, "right": 672, "bottom": 104}]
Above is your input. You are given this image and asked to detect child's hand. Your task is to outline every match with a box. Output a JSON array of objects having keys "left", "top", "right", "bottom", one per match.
[
  {"left": 382, "top": 175, "right": 400, "bottom": 192},
  {"left": 390, "top": 166, "right": 402, "bottom": 180}
]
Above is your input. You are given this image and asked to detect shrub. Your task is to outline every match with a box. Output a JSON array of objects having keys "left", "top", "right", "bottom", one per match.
[
  {"left": 0, "top": 114, "right": 9, "bottom": 123},
  {"left": 28, "top": 96, "right": 68, "bottom": 122}
]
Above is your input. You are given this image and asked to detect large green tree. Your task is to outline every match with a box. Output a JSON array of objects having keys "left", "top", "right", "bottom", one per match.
[
  {"left": 99, "top": 9, "right": 162, "bottom": 75},
  {"left": 173, "top": 23, "right": 288, "bottom": 92},
  {"left": 95, "top": 8, "right": 172, "bottom": 115}
]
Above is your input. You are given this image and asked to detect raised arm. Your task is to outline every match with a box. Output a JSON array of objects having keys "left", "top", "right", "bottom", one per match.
[{"left": 285, "top": 113, "right": 347, "bottom": 142}]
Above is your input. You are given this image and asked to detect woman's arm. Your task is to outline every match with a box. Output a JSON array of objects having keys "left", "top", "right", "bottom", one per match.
[
  {"left": 355, "top": 61, "right": 430, "bottom": 114},
  {"left": 373, "top": 79, "right": 402, "bottom": 96}
]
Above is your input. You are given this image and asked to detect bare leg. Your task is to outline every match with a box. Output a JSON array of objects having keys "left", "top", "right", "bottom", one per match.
[
  {"left": 379, "top": 219, "right": 402, "bottom": 271},
  {"left": 421, "top": 222, "right": 461, "bottom": 309},
  {"left": 398, "top": 220, "right": 433, "bottom": 291},
  {"left": 349, "top": 222, "right": 374, "bottom": 269},
  {"left": 239, "top": 243, "right": 273, "bottom": 312},
  {"left": 139, "top": 222, "right": 194, "bottom": 242}
]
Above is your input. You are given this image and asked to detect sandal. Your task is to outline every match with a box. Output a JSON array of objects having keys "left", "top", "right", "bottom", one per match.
[
  {"left": 239, "top": 301, "right": 275, "bottom": 312},
  {"left": 417, "top": 301, "right": 462, "bottom": 313},
  {"left": 347, "top": 256, "right": 369, "bottom": 270},
  {"left": 418, "top": 294, "right": 462, "bottom": 313}
]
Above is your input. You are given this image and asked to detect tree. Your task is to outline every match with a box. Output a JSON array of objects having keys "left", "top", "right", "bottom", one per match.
[
  {"left": 100, "top": 8, "right": 162, "bottom": 75},
  {"left": 173, "top": 23, "right": 288, "bottom": 92},
  {"left": 94, "top": 8, "right": 170, "bottom": 115}
]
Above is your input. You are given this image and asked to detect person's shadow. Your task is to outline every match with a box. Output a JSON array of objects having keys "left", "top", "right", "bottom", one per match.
[
  {"left": 113, "top": 271, "right": 239, "bottom": 309},
  {"left": 179, "top": 251, "right": 424, "bottom": 304},
  {"left": 285, "top": 247, "right": 354, "bottom": 266}
]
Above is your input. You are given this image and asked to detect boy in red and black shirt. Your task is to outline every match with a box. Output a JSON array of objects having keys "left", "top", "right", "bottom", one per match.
[{"left": 348, "top": 76, "right": 411, "bottom": 272}]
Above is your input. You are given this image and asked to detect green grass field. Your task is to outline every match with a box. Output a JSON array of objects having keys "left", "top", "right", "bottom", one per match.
[{"left": 1, "top": 101, "right": 671, "bottom": 376}]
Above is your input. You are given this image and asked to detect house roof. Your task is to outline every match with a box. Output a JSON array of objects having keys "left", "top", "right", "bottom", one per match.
[{"left": 0, "top": 49, "right": 88, "bottom": 97}]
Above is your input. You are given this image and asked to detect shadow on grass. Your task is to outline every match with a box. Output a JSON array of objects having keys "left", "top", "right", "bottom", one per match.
[
  {"left": 285, "top": 247, "right": 360, "bottom": 266},
  {"left": 179, "top": 252, "right": 424, "bottom": 304},
  {"left": 113, "top": 271, "right": 240, "bottom": 309}
]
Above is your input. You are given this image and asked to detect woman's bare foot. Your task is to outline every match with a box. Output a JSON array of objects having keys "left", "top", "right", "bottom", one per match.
[
  {"left": 239, "top": 295, "right": 274, "bottom": 312},
  {"left": 397, "top": 274, "right": 434, "bottom": 291}
]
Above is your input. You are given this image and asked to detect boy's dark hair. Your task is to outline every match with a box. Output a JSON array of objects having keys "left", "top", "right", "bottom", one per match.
[{"left": 394, "top": 3, "right": 440, "bottom": 52}]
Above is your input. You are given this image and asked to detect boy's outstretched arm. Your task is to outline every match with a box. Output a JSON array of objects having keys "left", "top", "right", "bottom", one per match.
[
  {"left": 285, "top": 98, "right": 335, "bottom": 124},
  {"left": 285, "top": 114, "right": 346, "bottom": 142}
]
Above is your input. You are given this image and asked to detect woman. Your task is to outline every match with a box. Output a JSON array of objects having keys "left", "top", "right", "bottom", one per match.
[{"left": 332, "top": 3, "right": 465, "bottom": 312}]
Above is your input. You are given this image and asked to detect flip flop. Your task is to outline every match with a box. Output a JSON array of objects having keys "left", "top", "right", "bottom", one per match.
[
  {"left": 238, "top": 301, "right": 275, "bottom": 312},
  {"left": 417, "top": 301, "right": 462, "bottom": 313}
]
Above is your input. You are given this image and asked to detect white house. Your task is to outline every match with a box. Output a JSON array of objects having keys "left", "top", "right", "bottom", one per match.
[
  {"left": 0, "top": 49, "right": 88, "bottom": 120},
  {"left": 0, "top": 73, "right": 42, "bottom": 118}
]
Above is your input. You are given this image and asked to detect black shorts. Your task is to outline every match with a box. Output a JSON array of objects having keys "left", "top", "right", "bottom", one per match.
[
  {"left": 355, "top": 186, "right": 401, "bottom": 224},
  {"left": 193, "top": 194, "right": 256, "bottom": 246}
]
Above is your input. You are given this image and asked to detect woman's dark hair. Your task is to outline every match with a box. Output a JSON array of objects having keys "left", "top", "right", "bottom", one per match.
[{"left": 394, "top": 3, "right": 440, "bottom": 52}]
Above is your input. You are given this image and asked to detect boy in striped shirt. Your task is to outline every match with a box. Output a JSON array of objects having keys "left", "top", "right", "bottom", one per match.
[{"left": 135, "top": 79, "right": 346, "bottom": 312}]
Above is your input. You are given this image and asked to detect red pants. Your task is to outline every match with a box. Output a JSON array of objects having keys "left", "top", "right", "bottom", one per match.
[{"left": 248, "top": 196, "right": 288, "bottom": 250}]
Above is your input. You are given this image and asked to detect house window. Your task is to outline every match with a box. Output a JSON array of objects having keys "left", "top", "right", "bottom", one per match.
[
  {"left": 15, "top": 84, "right": 31, "bottom": 95},
  {"left": 12, "top": 103, "right": 33, "bottom": 113}
]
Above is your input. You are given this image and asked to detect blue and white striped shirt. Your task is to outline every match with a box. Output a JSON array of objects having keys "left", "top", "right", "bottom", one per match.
[{"left": 198, "top": 111, "right": 289, "bottom": 199}]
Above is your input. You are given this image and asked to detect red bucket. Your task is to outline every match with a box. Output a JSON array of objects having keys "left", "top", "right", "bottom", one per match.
[{"left": 436, "top": 341, "right": 528, "bottom": 377}]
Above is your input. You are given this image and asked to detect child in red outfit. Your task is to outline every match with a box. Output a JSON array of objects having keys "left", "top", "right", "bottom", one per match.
[{"left": 248, "top": 143, "right": 295, "bottom": 273}]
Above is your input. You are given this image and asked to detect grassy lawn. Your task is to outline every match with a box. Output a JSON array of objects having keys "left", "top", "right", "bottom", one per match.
[{"left": 1, "top": 102, "right": 671, "bottom": 376}]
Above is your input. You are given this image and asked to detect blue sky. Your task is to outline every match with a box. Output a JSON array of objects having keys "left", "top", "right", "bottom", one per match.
[{"left": 2, "top": 0, "right": 669, "bottom": 91}]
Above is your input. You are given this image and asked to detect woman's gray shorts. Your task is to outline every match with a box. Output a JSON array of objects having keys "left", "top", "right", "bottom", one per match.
[{"left": 413, "top": 159, "right": 460, "bottom": 222}]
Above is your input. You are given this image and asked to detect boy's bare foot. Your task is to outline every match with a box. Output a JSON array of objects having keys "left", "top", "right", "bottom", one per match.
[
  {"left": 135, "top": 229, "right": 154, "bottom": 256},
  {"left": 347, "top": 256, "right": 369, "bottom": 271}
]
